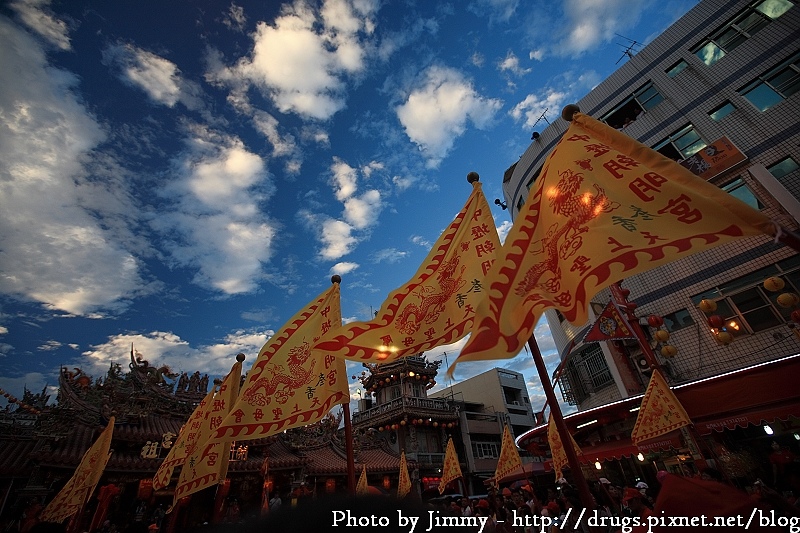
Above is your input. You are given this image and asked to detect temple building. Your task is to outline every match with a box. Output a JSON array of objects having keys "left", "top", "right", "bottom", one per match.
[{"left": 0, "top": 349, "right": 402, "bottom": 532}]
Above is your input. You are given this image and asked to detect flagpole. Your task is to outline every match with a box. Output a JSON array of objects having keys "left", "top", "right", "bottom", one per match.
[
  {"left": 609, "top": 283, "right": 663, "bottom": 373},
  {"left": 334, "top": 274, "right": 358, "bottom": 495},
  {"left": 526, "top": 335, "right": 595, "bottom": 512},
  {"left": 343, "top": 402, "right": 357, "bottom": 494}
]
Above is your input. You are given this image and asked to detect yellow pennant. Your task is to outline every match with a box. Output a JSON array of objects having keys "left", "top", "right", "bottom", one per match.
[
  {"left": 313, "top": 180, "right": 499, "bottom": 366},
  {"left": 207, "top": 281, "right": 348, "bottom": 443},
  {"left": 438, "top": 437, "right": 463, "bottom": 494},
  {"left": 40, "top": 416, "right": 115, "bottom": 523},
  {"left": 493, "top": 424, "right": 523, "bottom": 482},
  {"left": 547, "top": 414, "right": 581, "bottom": 482},
  {"left": 631, "top": 369, "right": 692, "bottom": 444},
  {"left": 397, "top": 451, "right": 411, "bottom": 499},
  {"left": 453, "top": 110, "right": 772, "bottom": 373},
  {"left": 153, "top": 386, "right": 217, "bottom": 490},
  {"left": 169, "top": 357, "right": 242, "bottom": 511},
  {"left": 356, "top": 465, "right": 369, "bottom": 496}
]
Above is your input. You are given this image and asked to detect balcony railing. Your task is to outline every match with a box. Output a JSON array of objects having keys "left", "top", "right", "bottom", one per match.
[{"left": 352, "top": 396, "right": 454, "bottom": 425}]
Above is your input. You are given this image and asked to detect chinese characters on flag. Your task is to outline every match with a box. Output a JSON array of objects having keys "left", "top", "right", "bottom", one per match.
[
  {"left": 313, "top": 179, "right": 499, "bottom": 365},
  {"left": 631, "top": 369, "right": 692, "bottom": 445},
  {"left": 438, "top": 437, "right": 463, "bottom": 494},
  {"left": 548, "top": 413, "right": 582, "bottom": 482},
  {"left": 40, "top": 417, "right": 115, "bottom": 524},
  {"left": 453, "top": 110, "right": 772, "bottom": 373},
  {"left": 169, "top": 357, "right": 243, "bottom": 511},
  {"left": 153, "top": 386, "right": 217, "bottom": 490},
  {"left": 208, "top": 282, "right": 348, "bottom": 443},
  {"left": 397, "top": 451, "right": 411, "bottom": 499},
  {"left": 493, "top": 424, "right": 523, "bottom": 483}
]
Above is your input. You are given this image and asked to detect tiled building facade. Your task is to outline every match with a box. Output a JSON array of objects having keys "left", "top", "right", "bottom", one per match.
[{"left": 501, "top": 0, "right": 800, "bottom": 411}]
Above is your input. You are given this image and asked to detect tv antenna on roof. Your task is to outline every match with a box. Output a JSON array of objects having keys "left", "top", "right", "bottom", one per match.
[
  {"left": 615, "top": 33, "right": 642, "bottom": 64},
  {"left": 532, "top": 108, "right": 550, "bottom": 129}
]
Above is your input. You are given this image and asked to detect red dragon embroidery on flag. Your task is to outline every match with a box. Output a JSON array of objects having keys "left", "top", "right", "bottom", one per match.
[
  {"left": 515, "top": 168, "right": 619, "bottom": 297},
  {"left": 242, "top": 341, "right": 314, "bottom": 406},
  {"left": 396, "top": 256, "right": 466, "bottom": 335}
]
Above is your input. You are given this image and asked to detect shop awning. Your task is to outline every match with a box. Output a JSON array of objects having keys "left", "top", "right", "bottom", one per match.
[{"left": 517, "top": 353, "right": 800, "bottom": 455}]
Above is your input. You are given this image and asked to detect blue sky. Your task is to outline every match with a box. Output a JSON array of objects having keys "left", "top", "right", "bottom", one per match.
[{"left": 0, "top": 0, "right": 698, "bottom": 414}]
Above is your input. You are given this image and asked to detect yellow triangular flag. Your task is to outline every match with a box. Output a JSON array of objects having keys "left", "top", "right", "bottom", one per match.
[
  {"left": 397, "top": 451, "right": 411, "bottom": 499},
  {"left": 631, "top": 369, "right": 692, "bottom": 445},
  {"left": 547, "top": 413, "right": 581, "bottom": 482},
  {"left": 453, "top": 109, "right": 772, "bottom": 373},
  {"left": 438, "top": 437, "right": 463, "bottom": 494},
  {"left": 40, "top": 417, "right": 115, "bottom": 523},
  {"left": 313, "top": 179, "right": 500, "bottom": 368},
  {"left": 493, "top": 424, "right": 523, "bottom": 482},
  {"left": 169, "top": 356, "right": 243, "bottom": 512},
  {"left": 356, "top": 465, "right": 369, "bottom": 496},
  {"left": 208, "top": 282, "right": 348, "bottom": 443},
  {"left": 153, "top": 386, "right": 217, "bottom": 489}
]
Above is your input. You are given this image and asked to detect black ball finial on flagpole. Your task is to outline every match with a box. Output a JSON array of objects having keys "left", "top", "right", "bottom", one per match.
[
  {"left": 467, "top": 171, "right": 480, "bottom": 183},
  {"left": 236, "top": 352, "right": 246, "bottom": 362},
  {"left": 331, "top": 275, "right": 342, "bottom": 284},
  {"left": 562, "top": 104, "right": 580, "bottom": 122}
]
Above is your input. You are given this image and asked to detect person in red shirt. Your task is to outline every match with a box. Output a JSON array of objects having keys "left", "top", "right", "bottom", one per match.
[{"left": 622, "top": 487, "right": 652, "bottom": 520}]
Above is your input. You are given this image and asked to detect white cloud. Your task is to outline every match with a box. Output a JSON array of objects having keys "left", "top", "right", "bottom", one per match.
[
  {"left": 396, "top": 66, "right": 502, "bottom": 168},
  {"left": 344, "top": 190, "right": 381, "bottom": 230},
  {"left": 498, "top": 51, "right": 531, "bottom": 76},
  {"left": 80, "top": 330, "right": 273, "bottom": 381},
  {"left": 0, "top": 18, "right": 146, "bottom": 316},
  {"left": 497, "top": 220, "right": 512, "bottom": 244},
  {"left": 467, "top": 0, "right": 519, "bottom": 24},
  {"left": 320, "top": 218, "right": 358, "bottom": 260},
  {"left": 410, "top": 235, "right": 432, "bottom": 248},
  {"left": 330, "top": 157, "right": 358, "bottom": 201},
  {"left": 151, "top": 127, "right": 276, "bottom": 294},
  {"left": 529, "top": 49, "right": 545, "bottom": 61},
  {"left": 371, "top": 248, "right": 408, "bottom": 264},
  {"left": 223, "top": 3, "right": 247, "bottom": 32},
  {"left": 509, "top": 89, "right": 568, "bottom": 129},
  {"left": 9, "top": 0, "right": 70, "bottom": 50},
  {"left": 330, "top": 262, "right": 359, "bottom": 275},
  {"left": 103, "top": 43, "right": 206, "bottom": 112},
  {"left": 209, "top": 0, "right": 378, "bottom": 121},
  {"left": 0, "top": 326, "right": 8, "bottom": 335}
]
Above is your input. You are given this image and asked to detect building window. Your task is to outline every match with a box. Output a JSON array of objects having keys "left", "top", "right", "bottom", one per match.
[
  {"left": 709, "top": 101, "right": 736, "bottom": 121},
  {"left": 666, "top": 59, "right": 689, "bottom": 78},
  {"left": 692, "top": 0, "right": 793, "bottom": 66},
  {"left": 692, "top": 260, "right": 800, "bottom": 335},
  {"left": 663, "top": 309, "right": 695, "bottom": 333},
  {"left": 516, "top": 196, "right": 525, "bottom": 211},
  {"left": 472, "top": 441, "right": 500, "bottom": 459},
  {"left": 739, "top": 51, "right": 800, "bottom": 111},
  {"left": 558, "top": 344, "right": 614, "bottom": 405},
  {"left": 600, "top": 81, "right": 664, "bottom": 129},
  {"left": 721, "top": 177, "right": 764, "bottom": 209},
  {"left": 767, "top": 156, "right": 799, "bottom": 178},
  {"left": 654, "top": 124, "right": 707, "bottom": 160}
]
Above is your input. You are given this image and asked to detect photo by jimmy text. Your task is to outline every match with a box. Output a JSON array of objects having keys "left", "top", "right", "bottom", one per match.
[{"left": 331, "top": 509, "right": 491, "bottom": 533}]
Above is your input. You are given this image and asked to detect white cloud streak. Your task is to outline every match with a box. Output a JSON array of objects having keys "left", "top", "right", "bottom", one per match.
[
  {"left": 0, "top": 17, "right": 145, "bottom": 315},
  {"left": 396, "top": 66, "right": 502, "bottom": 168}
]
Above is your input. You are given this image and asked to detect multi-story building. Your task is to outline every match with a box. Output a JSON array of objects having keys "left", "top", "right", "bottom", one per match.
[
  {"left": 430, "top": 368, "right": 539, "bottom": 492},
  {"left": 503, "top": 0, "right": 800, "bottom": 483}
]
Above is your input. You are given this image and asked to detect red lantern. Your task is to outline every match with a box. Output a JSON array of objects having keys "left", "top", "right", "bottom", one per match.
[
  {"left": 792, "top": 310, "right": 800, "bottom": 324},
  {"left": 708, "top": 315, "right": 724, "bottom": 328},
  {"left": 647, "top": 315, "right": 664, "bottom": 328}
]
